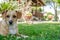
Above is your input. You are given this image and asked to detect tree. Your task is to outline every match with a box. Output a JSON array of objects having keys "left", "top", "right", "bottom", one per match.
[{"left": 45, "top": 0, "right": 60, "bottom": 21}]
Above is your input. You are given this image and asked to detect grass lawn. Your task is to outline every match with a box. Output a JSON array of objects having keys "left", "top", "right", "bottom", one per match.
[{"left": 0, "top": 23, "right": 60, "bottom": 40}]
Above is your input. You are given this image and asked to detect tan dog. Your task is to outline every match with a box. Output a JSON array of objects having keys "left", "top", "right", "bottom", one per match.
[{"left": 0, "top": 10, "right": 22, "bottom": 36}]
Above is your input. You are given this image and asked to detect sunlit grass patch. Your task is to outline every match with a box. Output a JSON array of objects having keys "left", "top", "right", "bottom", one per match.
[{"left": 0, "top": 23, "right": 60, "bottom": 40}]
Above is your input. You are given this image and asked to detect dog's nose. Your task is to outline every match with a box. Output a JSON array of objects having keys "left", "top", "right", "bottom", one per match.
[{"left": 9, "top": 20, "right": 13, "bottom": 25}]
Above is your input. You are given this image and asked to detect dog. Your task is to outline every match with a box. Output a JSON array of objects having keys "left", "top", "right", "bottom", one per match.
[{"left": 0, "top": 10, "right": 22, "bottom": 36}]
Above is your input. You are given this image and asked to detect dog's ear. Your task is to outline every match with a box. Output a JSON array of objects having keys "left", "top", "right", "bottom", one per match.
[
  {"left": 16, "top": 11, "right": 22, "bottom": 19},
  {"left": 2, "top": 10, "right": 8, "bottom": 18}
]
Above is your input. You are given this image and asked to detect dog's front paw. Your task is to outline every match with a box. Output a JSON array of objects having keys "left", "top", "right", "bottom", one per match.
[{"left": 20, "top": 34, "right": 29, "bottom": 38}]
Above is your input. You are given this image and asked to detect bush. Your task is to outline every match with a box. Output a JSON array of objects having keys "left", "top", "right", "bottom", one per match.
[{"left": 0, "top": 2, "right": 18, "bottom": 13}]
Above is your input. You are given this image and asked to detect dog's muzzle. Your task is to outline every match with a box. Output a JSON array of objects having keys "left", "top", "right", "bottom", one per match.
[{"left": 9, "top": 20, "right": 13, "bottom": 25}]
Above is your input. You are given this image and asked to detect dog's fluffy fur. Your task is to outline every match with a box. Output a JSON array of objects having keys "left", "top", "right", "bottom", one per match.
[
  {"left": 0, "top": 20, "right": 8, "bottom": 36},
  {"left": 0, "top": 10, "right": 22, "bottom": 36}
]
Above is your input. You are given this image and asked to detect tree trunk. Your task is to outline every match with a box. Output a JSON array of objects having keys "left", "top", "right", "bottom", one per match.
[
  {"left": 54, "top": 2, "right": 58, "bottom": 21},
  {"left": 54, "top": 8, "right": 58, "bottom": 21}
]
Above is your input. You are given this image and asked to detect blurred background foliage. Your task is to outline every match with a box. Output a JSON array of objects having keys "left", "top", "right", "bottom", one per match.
[{"left": 0, "top": 2, "right": 18, "bottom": 13}]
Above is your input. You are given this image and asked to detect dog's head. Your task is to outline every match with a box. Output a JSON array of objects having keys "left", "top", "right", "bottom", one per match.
[{"left": 2, "top": 10, "right": 22, "bottom": 25}]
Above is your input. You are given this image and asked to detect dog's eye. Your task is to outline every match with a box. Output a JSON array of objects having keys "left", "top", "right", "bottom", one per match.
[
  {"left": 13, "top": 15, "right": 16, "bottom": 18},
  {"left": 6, "top": 15, "right": 10, "bottom": 18}
]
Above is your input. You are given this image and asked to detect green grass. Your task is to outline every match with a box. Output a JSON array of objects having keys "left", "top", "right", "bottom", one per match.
[{"left": 0, "top": 23, "right": 60, "bottom": 40}]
